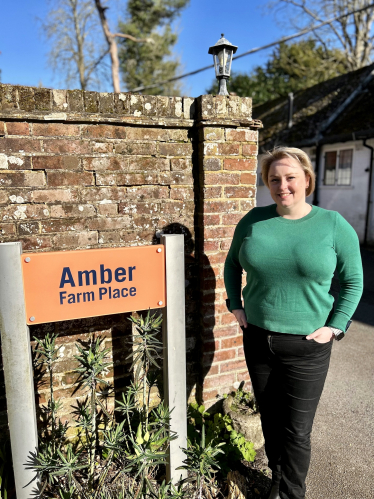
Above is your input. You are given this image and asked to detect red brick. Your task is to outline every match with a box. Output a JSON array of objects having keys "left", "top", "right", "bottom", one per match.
[
  {"left": 40, "top": 219, "right": 84, "bottom": 233},
  {"left": 33, "top": 156, "right": 80, "bottom": 170},
  {"left": 128, "top": 157, "right": 169, "bottom": 172},
  {"left": 225, "top": 186, "right": 255, "bottom": 198},
  {"left": 218, "top": 143, "right": 240, "bottom": 155},
  {"left": 96, "top": 204, "right": 118, "bottom": 216},
  {"left": 92, "top": 142, "right": 113, "bottom": 154},
  {"left": 1, "top": 204, "right": 50, "bottom": 221},
  {"left": 0, "top": 223, "right": 16, "bottom": 235},
  {"left": 82, "top": 124, "right": 126, "bottom": 139},
  {"left": 0, "top": 156, "right": 32, "bottom": 169},
  {"left": 31, "top": 189, "right": 78, "bottom": 203},
  {"left": 170, "top": 187, "right": 194, "bottom": 200},
  {"left": 204, "top": 365, "right": 220, "bottom": 377},
  {"left": 202, "top": 301, "right": 227, "bottom": 316},
  {"left": 226, "top": 129, "right": 258, "bottom": 142},
  {"left": 222, "top": 213, "right": 244, "bottom": 225},
  {"left": 83, "top": 157, "right": 128, "bottom": 171},
  {"left": 203, "top": 240, "right": 220, "bottom": 251},
  {"left": 81, "top": 187, "right": 127, "bottom": 202},
  {"left": 115, "top": 142, "right": 156, "bottom": 155},
  {"left": 159, "top": 143, "right": 193, "bottom": 156},
  {"left": 203, "top": 158, "right": 221, "bottom": 171},
  {"left": 125, "top": 186, "right": 169, "bottom": 200},
  {"left": 33, "top": 123, "right": 80, "bottom": 137},
  {"left": 221, "top": 240, "right": 233, "bottom": 250},
  {"left": 42, "top": 139, "right": 91, "bottom": 154},
  {"left": 21, "top": 236, "right": 52, "bottom": 250},
  {"left": 212, "top": 325, "right": 239, "bottom": 338},
  {"left": 224, "top": 158, "right": 257, "bottom": 171},
  {"left": 98, "top": 231, "right": 121, "bottom": 245},
  {"left": 203, "top": 349, "right": 236, "bottom": 365},
  {"left": 203, "top": 214, "right": 220, "bottom": 226},
  {"left": 204, "top": 226, "right": 235, "bottom": 239},
  {"left": 0, "top": 138, "right": 41, "bottom": 153},
  {"left": 170, "top": 158, "right": 192, "bottom": 171},
  {"left": 201, "top": 128, "right": 224, "bottom": 141},
  {"left": 0, "top": 122, "right": 4, "bottom": 135},
  {"left": 203, "top": 373, "right": 236, "bottom": 389},
  {"left": 221, "top": 313, "right": 239, "bottom": 325},
  {"left": 50, "top": 204, "right": 95, "bottom": 218},
  {"left": 204, "top": 173, "right": 240, "bottom": 185},
  {"left": 220, "top": 360, "right": 247, "bottom": 373},
  {"left": 242, "top": 144, "right": 258, "bottom": 156},
  {"left": 87, "top": 217, "right": 131, "bottom": 231},
  {"left": 18, "top": 221, "right": 40, "bottom": 235},
  {"left": 0, "top": 171, "right": 45, "bottom": 187},
  {"left": 158, "top": 172, "right": 193, "bottom": 185},
  {"left": 203, "top": 200, "right": 239, "bottom": 213},
  {"left": 53, "top": 231, "right": 98, "bottom": 248},
  {"left": 119, "top": 202, "right": 159, "bottom": 215},
  {"left": 126, "top": 128, "right": 168, "bottom": 141},
  {"left": 221, "top": 336, "right": 243, "bottom": 349},
  {"left": 240, "top": 200, "right": 255, "bottom": 211},
  {"left": 240, "top": 172, "right": 257, "bottom": 185},
  {"left": 47, "top": 171, "right": 94, "bottom": 187},
  {"left": 6, "top": 122, "right": 30, "bottom": 136},
  {"left": 203, "top": 186, "right": 222, "bottom": 198},
  {"left": 205, "top": 252, "right": 227, "bottom": 265}
]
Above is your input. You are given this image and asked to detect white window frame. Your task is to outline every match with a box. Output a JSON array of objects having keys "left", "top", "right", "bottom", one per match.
[{"left": 322, "top": 147, "right": 354, "bottom": 187}]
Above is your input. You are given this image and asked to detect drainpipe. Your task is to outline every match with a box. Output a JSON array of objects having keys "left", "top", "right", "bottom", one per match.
[
  {"left": 287, "top": 93, "right": 294, "bottom": 129},
  {"left": 313, "top": 144, "right": 321, "bottom": 206},
  {"left": 363, "top": 139, "right": 374, "bottom": 246}
]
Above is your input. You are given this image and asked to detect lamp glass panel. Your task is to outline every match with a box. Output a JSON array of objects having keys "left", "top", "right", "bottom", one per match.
[
  {"left": 213, "top": 53, "right": 219, "bottom": 77},
  {"left": 225, "top": 50, "right": 233, "bottom": 75},
  {"left": 217, "top": 49, "right": 227, "bottom": 75}
]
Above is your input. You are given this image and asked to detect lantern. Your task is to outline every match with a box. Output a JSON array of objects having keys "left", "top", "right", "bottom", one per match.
[{"left": 208, "top": 34, "right": 238, "bottom": 96}]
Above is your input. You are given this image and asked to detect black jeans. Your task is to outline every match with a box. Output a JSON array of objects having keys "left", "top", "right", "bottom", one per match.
[{"left": 242, "top": 323, "right": 332, "bottom": 499}]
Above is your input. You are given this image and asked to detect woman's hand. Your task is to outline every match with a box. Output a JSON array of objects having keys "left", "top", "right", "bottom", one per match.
[
  {"left": 232, "top": 309, "right": 248, "bottom": 328},
  {"left": 306, "top": 326, "right": 334, "bottom": 343}
]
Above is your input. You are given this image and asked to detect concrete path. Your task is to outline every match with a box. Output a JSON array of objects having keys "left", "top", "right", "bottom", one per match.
[{"left": 306, "top": 248, "right": 374, "bottom": 499}]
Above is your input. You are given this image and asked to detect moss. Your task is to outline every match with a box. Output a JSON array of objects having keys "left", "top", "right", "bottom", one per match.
[
  {"left": 83, "top": 91, "right": 99, "bottom": 113},
  {"left": 34, "top": 88, "right": 52, "bottom": 111},
  {"left": 67, "top": 89, "right": 84, "bottom": 112}
]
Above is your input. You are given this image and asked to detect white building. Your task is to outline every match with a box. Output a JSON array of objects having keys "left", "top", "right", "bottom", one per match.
[{"left": 254, "top": 64, "right": 374, "bottom": 245}]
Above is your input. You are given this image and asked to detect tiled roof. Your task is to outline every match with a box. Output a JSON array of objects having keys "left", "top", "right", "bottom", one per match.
[{"left": 253, "top": 63, "right": 374, "bottom": 151}]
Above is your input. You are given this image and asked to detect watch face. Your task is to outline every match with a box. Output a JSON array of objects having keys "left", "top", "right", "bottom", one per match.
[{"left": 335, "top": 331, "right": 345, "bottom": 341}]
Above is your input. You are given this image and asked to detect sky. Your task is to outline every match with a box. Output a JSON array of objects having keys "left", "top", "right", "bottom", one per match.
[{"left": 0, "top": 0, "right": 287, "bottom": 98}]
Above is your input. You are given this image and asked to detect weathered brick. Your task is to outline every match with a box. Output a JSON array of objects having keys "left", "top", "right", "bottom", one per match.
[
  {"left": 159, "top": 143, "right": 192, "bottom": 156},
  {"left": 205, "top": 252, "right": 227, "bottom": 265},
  {"left": 128, "top": 157, "right": 169, "bottom": 172},
  {"left": 1, "top": 204, "right": 50, "bottom": 221},
  {"left": 67, "top": 90, "right": 84, "bottom": 111},
  {"left": 158, "top": 172, "right": 193, "bottom": 185},
  {"left": 96, "top": 173, "right": 158, "bottom": 186},
  {"left": 1, "top": 85, "right": 19, "bottom": 110},
  {"left": 18, "top": 221, "right": 40, "bottom": 235},
  {"left": 218, "top": 143, "right": 240, "bottom": 155},
  {"left": 215, "top": 95, "right": 227, "bottom": 117},
  {"left": 0, "top": 223, "right": 16, "bottom": 235},
  {"left": 240, "top": 172, "right": 257, "bottom": 185},
  {"left": 203, "top": 186, "right": 222, "bottom": 198},
  {"left": 202, "top": 128, "right": 224, "bottom": 141},
  {"left": 204, "top": 173, "right": 239, "bottom": 185},
  {"left": 203, "top": 373, "right": 236, "bottom": 390},
  {"left": 203, "top": 142, "right": 219, "bottom": 156},
  {"left": 203, "top": 240, "right": 220, "bottom": 251},
  {"left": 6, "top": 122, "right": 30, "bottom": 136},
  {"left": 82, "top": 124, "right": 126, "bottom": 139},
  {"left": 240, "top": 200, "right": 255, "bottom": 211},
  {"left": 98, "top": 230, "right": 121, "bottom": 245},
  {"left": 0, "top": 122, "right": 4, "bottom": 135},
  {"left": 221, "top": 240, "right": 233, "bottom": 251},
  {"left": 47, "top": 171, "right": 94, "bottom": 187},
  {"left": 81, "top": 187, "right": 127, "bottom": 202},
  {"left": 0, "top": 155, "right": 32, "bottom": 170},
  {"left": 129, "top": 94, "right": 144, "bottom": 116},
  {"left": 83, "top": 157, "right": 128, "bottom": 171},
  {"left": 87, "top": 217, "right": 131, "bottom": 231},
  {"left": 33, "top": 123, "right": 80, "bottom": 137},
  {"left": 31, "top": 189, "right": 78, "bottom": 203},
  {"left": 204, "top": 226, "right": 235, "bottom": 239},
  {"left": 126, "top": 128, "right": 168, "bottom": 141},
  {"left": 49, "top": 204, "right": 96, "bottom": 218},
  {"left": 170, "top": 158, "right": 192, "bottom": 171},
  {"left": 221, "top": 312, "right": 239, "bottom": 326},
  {"left": 143, "top": 95, "right": 157, "bottom": 117},
  {"left": 168, "top": 129, "right": 189, "bottom": 141},
  {"left": 203, "top": 200, "right": 239, "bottom": 213},
  {"left": 114, "top": 93, "right": 130, "bottom": 114},
  {"left": 242, "top": 143, "right": 258, "bottom": 156},
  {"left": 170, "top": 187, "right": 194, "bottom": 200},
  {"left": 33, "top": 156, "right": 80, "bottom": 170},
  {"left": 156, "top": 96, "right": 170, "bottom": 117},
  {"left": 221, "top": 336, "right": 243, "bottom": 350},
  {"left": 34, "top": 88, "right": 52, "bottom": 111},
  {"left": 92, "top": 142, "right": 113, "bottom": 153},
  {"left": 3, "top": 189, "right": 32, "bottom": 203},
  {"left": 203, "top": 157, "right": 221, "bottom": 171},
  {"left": 115, "top": 142, "right": 156, "bottom": 155},
  {"left": 42, "top": 139, "right": 91, "bottom": 154},
  {"left": 198, "top": 94, "right": 215, "bottom": 119},
  {"left": 99, "top": 93, "right": 114, "bottom": 113},
  {"left": 126, "top": 186, "right": 169, "bottom": 200},
  {"left": 119, "top": 202, "right": 159, "bottom": 215},
  {"left": 96, "top": 204, "right": 118, "bottom": 216},
  {"left": 52, "top": 90, "right": 68, "bottom": 111},
  {"left": 224, "top": 186, "right": 255, "bottom": 198},
  {"left": 53, "top": 230, "right": 98, "bottom": 247},
  {"left": 222, "top": 213, "right": 244, "bottom": 225},
  {"left": 0, "top": 138, "right": 41, "bottom": 153},
  {"left": 0, "top": 171, "right": 45, "bottom": 187},
  {"left": 203, "top": 349, "right": 235, "bottom": 365},
  {"left": 21, "top": 236, "right": 52, "bottom": 250},
  {"left": 224, "top": 158, "right": 257, "bottom": 171},
  {"left": 203, "top": 214, "right": 220, "bottom": 226}
]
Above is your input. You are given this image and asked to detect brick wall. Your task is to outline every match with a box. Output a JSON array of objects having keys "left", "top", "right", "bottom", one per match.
[{"left": 0, "top": 84, "right": 261, "bottom": 432}]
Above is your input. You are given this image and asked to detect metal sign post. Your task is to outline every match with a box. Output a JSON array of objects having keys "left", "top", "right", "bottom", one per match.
[
  {"left": 161, "top": 234, "right": 187, "bottom": 482},
  {"left": 0, "top": 242, "right": 39, "bottom": 499},
  {"left": 0, "top": 236, "right": 187, "bottom": 494}
]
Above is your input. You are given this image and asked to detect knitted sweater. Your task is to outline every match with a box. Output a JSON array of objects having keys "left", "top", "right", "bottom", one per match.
[{"left": 224, "top": 204, "right": 363, "bottom": 335}]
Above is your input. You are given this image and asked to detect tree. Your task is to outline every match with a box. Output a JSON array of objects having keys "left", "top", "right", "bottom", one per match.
[
  {"left": 206, "top": 39, "right": 347, "bottom": 104},
  {"left": 118, "top": 0, "right": 190, "bottom": 95},
  {"left": 41, "top": 0, "right": 108, "bottom": 90},
  {"left": 268, "top": 0, "right": 374, "bottom": 71}
]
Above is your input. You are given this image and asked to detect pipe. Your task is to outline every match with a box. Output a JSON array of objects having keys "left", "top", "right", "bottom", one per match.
[
  {"left": 287, "top": 92, "right": 294, "bottom": 129},
  {"left": 313, "top": 144, "right": 321, "bottom": 206},
  {"left": 363, "top": 139, "right": 374, "bottom": 246}
]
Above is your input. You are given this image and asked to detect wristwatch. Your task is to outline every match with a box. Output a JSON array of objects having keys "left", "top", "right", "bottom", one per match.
[
  {"left": 328, "top": 327, "right": 345, "bottom": 341},
  {"left": 328, "top": 320, "right": 352, "bottom": 341}
]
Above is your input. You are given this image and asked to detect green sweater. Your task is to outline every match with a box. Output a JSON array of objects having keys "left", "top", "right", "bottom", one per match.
[{"left": 224, "top": 204, "right": 363, "bottom": 335}]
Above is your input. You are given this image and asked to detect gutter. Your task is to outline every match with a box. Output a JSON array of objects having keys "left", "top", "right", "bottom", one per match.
[{"left": 363, "top": 139, "right": 374, "bottom": 246}]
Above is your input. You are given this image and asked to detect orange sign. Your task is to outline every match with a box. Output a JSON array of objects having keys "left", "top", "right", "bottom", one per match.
[{"left": 21, "top": 246, "right": 166, "bottom": 325}]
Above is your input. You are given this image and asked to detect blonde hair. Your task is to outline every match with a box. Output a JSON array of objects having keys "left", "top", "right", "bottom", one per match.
[{"left": 261, "top": 147, "right": 315, "bottom": 197}]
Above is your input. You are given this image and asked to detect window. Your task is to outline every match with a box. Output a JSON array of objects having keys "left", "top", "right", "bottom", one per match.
[{"left": 323, "top": 149, "right": 353, "bottom": 186}]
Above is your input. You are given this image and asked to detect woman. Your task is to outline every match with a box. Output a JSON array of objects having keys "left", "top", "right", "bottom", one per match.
[{"left": 224, "top": 147, "right": 363, "bottom": 499}]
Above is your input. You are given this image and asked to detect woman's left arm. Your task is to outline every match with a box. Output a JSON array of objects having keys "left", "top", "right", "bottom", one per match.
[{"left": 307, "top": 212, "right": 364, "bottom": 343}]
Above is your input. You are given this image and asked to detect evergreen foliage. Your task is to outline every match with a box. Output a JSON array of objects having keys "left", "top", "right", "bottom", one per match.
[{"left": 118, "top": 0, "right": 189, "bottom": 95}]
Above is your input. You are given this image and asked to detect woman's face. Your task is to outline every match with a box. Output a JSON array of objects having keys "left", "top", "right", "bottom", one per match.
[{"left": 268, "top": 157, "right": 310, "bottom": 210}]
